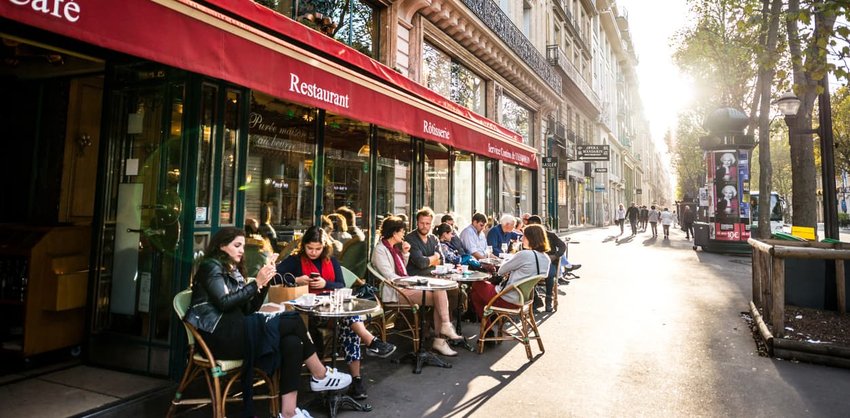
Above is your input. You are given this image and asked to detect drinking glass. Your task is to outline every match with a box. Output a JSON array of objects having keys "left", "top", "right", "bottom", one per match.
[
  {"left": 485, "top": 246, "right": 493, "bottom": 258},
  {"left": 500, "top": 243, "right": 508, "bottom": 254}
]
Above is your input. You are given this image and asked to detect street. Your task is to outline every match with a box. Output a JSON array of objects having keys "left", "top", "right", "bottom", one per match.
[{"left": 356, "top": 225, "right": 850, "bottom": 417}]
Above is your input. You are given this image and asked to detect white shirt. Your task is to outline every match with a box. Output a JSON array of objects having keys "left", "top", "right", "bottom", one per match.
[{"left": 660, "top": 211, "right": 674, "bottom": 226}]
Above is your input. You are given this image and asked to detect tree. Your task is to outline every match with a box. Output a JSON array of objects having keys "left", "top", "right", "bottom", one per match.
[
  {"left": 833, "top": 86, "right": 850, "bottom": 174},
  {"left": 754, "top": 0, "right": 783, "bottom": 238},
  {"left": 670, "top": 112, "right": 707, "bottom": 199}
]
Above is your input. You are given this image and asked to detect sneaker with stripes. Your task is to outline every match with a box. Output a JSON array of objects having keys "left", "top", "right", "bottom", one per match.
[{"left": 309, "top": 366, "right": 352, "bottom": 392}]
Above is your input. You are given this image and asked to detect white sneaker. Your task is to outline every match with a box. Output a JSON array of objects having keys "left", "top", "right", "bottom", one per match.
[
  {"left": 294, "top": 408, "right": 313, "bottom": 418},
  {"left": 310, "top": 366, "right": 352, "bottom": 391}
]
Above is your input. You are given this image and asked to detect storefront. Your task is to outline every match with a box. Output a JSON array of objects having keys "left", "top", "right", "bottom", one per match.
[{"left": 1, "top": 0, "right": 536, "bottom": 378}]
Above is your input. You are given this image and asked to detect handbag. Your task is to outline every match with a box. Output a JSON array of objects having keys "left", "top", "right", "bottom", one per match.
[{"left": 353, "top": 283, "right": 378, "bottom": 301}]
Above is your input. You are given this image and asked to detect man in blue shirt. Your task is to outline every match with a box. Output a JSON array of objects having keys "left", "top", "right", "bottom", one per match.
[{"left": 486, "top": 214, "right": 521, "bottom": 256}]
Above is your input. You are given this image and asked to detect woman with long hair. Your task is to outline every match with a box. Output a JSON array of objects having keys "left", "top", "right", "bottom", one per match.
[
  {"left": 470, "top": 224, "right": 551, "bottom": 320},
  {"left": 186, "top": 227, "right": 350, "bottom": 418},
  {"left": 276, "top": 226, "right": 395, "bottom": 399},
  {"left": 370, "top": 216, "right": 462, "bottom": 357}
]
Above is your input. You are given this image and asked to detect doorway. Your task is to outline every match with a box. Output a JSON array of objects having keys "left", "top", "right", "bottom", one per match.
[{"left": 88, "top": 63, "right": 187, "bottom": 376}]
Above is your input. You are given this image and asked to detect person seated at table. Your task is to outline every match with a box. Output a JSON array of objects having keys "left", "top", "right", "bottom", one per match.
[
  {"left": 435, "top": 223, "right": 483, "bottom": 268},
  {"left": 327, "top": 213, "right": 352, "bottom": 245},
  {"left": 486, "top": 214, "right": 522, "bottom": 257},
  {"left": 459, "top": 212, "right": 489, "bottom": 259},
  {"left": 440, "top": 213, "right": 466, "bottom": 250},
  {"left": 321, "top": 215, "right": 344, "bottom": 255},
  {"left": 405, "top": 207, "right": 443, "bottom": 276},
  {"left": 371, "top": 216, "right": 462, "bottom": 356},
  {"left": 471, "top": 224, "right": 551, "bottom": 322},
  {"left": 276, "top": 226, "right": 396, "bottom": 400},
  {"left": 187, "top": 227, "right": 350, "bottom": 418},
  {"left": 525, "top": 215, "right": 566, "bottom": 312}
]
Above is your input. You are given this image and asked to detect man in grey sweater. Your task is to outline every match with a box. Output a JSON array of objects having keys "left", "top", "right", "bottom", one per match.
[{"left": 405, "top": 207, "right": 442, "bottom": 276}]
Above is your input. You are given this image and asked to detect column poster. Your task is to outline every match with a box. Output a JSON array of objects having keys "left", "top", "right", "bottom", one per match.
[{"left": 713, "top": 150, "right": 739, "bottom": 223}]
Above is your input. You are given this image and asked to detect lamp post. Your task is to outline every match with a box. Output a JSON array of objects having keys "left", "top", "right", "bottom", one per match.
[{"left": 775, "top": 90, "right": 839, "bottom": 239}]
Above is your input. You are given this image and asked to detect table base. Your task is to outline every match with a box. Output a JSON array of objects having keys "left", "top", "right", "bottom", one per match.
[
  {"left": 394, "top": 350, "right": 453, "bottom": 374},
  {"left": 306, "top": 390, "right": 373, "bottom": 418}
]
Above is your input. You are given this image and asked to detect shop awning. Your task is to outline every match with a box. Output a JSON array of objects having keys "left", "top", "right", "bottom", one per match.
[{"left": 1, "top": 0, "right": 537, "bottom": 169}]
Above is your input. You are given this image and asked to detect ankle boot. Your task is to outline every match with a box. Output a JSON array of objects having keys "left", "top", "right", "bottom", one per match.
[
  {"left": 440, "top": 322, "right": 462, "bottom": 340},
  {"left": 432, "top": 338, "right": 458, "bottom": 357}
]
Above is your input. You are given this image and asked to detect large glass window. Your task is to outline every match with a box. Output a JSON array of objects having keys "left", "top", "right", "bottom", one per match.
[
  {"left": 220, "top": 89, "right": 241, "bottom": 225},
  {"left": 500, "top": 93, "right": 532, "bottom": 146},
  {"left": 246, "top": 92, "right": 317, "bottom": 243},
  {"left": 501, "top": 163, "right": 517, "bottom": 215},
  {"left": 422, "top": 42, "right": 485, "bottom": 115},
  {"left": 517, "top": 167, "right": 532, "bottom": 215},
  {"left": 453, "top": 152, "right": 473, "bottom": 228},
  {"left": 423, "top": 141, "right": 450, "bottom": 216},
  {"left": 196, "top": 84, "right": 217, "bottom": 225},
  {"left": 323, "top": 113, "right": 371, "bottom": 230},
  {"left": 375, "top": 129, "right": 412, "bottom": 219}
]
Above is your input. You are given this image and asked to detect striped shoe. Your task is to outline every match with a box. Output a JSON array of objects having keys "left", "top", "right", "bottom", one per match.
[{"left": 310, "top": 366, "right": 352, "bottom": 392}]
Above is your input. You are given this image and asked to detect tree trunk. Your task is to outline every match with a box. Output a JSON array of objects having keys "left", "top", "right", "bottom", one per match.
[
  {"left": 756, "top": 0, "right": 783, "bottom": 239},
  {"left": 786, "top": 0, "right": 820, "bottom": 235}
]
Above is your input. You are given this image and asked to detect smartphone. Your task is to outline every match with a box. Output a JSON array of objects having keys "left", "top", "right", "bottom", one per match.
[{"left": 309, "top": 272, "right": 320, "bottom": 279}]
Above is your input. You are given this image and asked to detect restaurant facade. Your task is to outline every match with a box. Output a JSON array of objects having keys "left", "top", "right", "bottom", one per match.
[{"left": 0, "top": 0, "right": 555, "bottom": 378}]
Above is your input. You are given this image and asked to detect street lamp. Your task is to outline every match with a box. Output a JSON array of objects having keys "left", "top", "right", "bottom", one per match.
[{"left": 774, "top": 90, "right": 839, "bottom": 239}]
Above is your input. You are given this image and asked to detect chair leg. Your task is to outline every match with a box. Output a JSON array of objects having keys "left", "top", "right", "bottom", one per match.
[
  {"left": 167, "top": 360, "right": 197, "bottom": 418},
  {"left": 527, "top": 309, "right": 544, "bottom": 354},
  {"left": 520, "top": 313, "right": 532, "bottom": 360}
]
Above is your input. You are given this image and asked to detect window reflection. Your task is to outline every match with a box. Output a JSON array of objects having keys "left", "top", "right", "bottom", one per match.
[
  {"left": 500, "top": 93, "right": 532, "bottom": 146},
  {"left": 452, "top": 152, "right": 473, "bottom": 228},
  {"left": 424, "top": 142, "right": 450, "bottom": 215},
  {"left": 246, "top": 92, "right": 317, "bottom": 244},
  {"left": 422, "top": 42, "right": 485, "bottom": 115},
  {"left": 323, "top": 113, "right": 370, "bottom": 233},
  {"left": 375, "top": 129, "right": 412, "bottom": 219}
]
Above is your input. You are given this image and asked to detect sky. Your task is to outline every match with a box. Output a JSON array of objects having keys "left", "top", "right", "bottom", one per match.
[{"left": 615, "top": 0, "right": 694, "bottom": 152}]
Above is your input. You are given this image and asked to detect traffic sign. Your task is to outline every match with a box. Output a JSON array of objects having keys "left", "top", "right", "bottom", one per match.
[
  {"left": 594, "top": 167, "right": 608, "bottom": 173},
  {"left": 576, "top": 145, "right": 610, "bottom": 161}
]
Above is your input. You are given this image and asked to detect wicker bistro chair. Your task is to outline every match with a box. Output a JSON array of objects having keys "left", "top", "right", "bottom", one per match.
[
  {"left": 366, "top": 263, "right": 422, "bottom": 352},
  {"left": 168, "top": 289, "right": 279, "bottom": 418},
  {"left": 477, "top": 274, "right": 547, "bottom": 360}
]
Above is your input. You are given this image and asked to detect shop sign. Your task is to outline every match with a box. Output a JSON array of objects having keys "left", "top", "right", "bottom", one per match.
[
  {"left": 9, "top": 0, "right": 80, "bottom": 23},
  {"left": 594, "top": 167, "right": 608, "bottom": 173},
  {"left": 541, "top": 157, "right": 558, "bottom": 168}
]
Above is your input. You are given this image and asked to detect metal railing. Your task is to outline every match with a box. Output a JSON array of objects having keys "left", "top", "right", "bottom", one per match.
[{"left": 546, "top": 45, "right": 599, "bottom": 109}]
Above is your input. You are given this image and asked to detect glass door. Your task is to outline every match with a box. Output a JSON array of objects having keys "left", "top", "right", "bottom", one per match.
[{"left": 89, "top": 64, "right": 185, "bottom": 376}]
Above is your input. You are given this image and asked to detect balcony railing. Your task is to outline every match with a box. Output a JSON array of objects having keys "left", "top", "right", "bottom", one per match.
[
  {"left": 461, "top": 0, "right": 561, "bottom": 92},
  {"left": 546, "top": 45, "right": 599, "bottom": 109}
]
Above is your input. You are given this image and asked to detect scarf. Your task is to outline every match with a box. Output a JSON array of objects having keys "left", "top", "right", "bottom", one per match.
[
  {"left": 382, "top": 239, "right": 407, "bottom": 277},
  {"left": 299, "top": 256, "right": 335, "bottom": 294}
]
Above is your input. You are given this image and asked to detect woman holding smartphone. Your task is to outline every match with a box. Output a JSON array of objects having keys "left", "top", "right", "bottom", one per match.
[
  {"left": 185, "top": 227, "right": 350, "bottom": 418},
  {"left": 276, "top": 226, "right": 395, "bottom": 400}
]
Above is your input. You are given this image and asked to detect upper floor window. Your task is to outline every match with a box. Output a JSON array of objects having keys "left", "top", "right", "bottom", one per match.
[
  {"left": 522, "top": 0, "right": 532, "bottom": 38},
  {"left": 500, "top": 93, "right": 532, "bottom": 146},
  {"left": 422, "top": 42, "right": 485, "bottom": 115},
  {"left": 257, "top": 0, "right": 380, "bottom": 58}
]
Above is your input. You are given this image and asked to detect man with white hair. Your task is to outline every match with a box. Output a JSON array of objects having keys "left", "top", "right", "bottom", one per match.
[{"left": 486, "top": 214, "right": 521, "bottom": 257}]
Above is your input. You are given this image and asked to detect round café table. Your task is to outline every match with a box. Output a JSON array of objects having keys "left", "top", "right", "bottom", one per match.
[
  {"left": 295, "top": 298, "right": 380, "bottom": 417},
  {"left": 394, "top": 277, "right": 458, "bottom": 374}
]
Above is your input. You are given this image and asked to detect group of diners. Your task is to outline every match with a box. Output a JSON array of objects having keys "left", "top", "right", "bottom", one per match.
[{"left": 184, "top": 206, "right": 575, "bottom": 418}]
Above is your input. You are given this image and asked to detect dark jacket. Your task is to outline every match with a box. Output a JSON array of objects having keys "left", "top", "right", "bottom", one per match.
[
  {"left": 184, "top": 258, "right": 267, "bottom": 333},
  {"left": 626, "top": 206, "right": 640, "bottom": 221},
  {"left": 682, "top": 209, "right": 695, "bottom": 224},
  {"left": 545, "top": 230, "right": 567, "bottom": 264}
]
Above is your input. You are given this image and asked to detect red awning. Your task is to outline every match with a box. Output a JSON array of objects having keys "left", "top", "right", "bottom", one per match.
[{"left": 1, "top": 0, "right": 537, "bottom": 169}]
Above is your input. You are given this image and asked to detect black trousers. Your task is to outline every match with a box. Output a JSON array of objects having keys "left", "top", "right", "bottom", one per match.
[{"left": 202, "top": 312, "right": 317, "bottom": 395}]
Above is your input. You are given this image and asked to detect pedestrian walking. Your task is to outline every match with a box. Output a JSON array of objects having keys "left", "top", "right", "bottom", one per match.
[
  {"left": 682, "top": 206, "right": 695, "bottom": 240},
  {"left": 615, "top": 204, "right": 626, "bottom": 236},
  {"left": 660, "top": 207, "right": 674, "bottom": 239},
  {"left": 647, "top": 205, "right": 659, "bottom": 237},
  {"left": 626, "top": 203, "right": 639, "bottom": 236},
  {"left": 639, "top": 206, "right": 649, "bottom": 232}
]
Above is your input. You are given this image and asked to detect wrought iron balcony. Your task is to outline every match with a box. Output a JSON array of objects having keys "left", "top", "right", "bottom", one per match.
[
  {"left": 460, "top": 0, "right": 561, "bottom": 92},
  {"left": 546, "top": 45, "right": 599, "bottom": 109}
]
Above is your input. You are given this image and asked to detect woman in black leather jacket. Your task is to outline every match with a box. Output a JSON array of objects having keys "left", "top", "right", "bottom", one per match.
[{"left": 187, "top": 227, "right": 351, "bottom": 418}]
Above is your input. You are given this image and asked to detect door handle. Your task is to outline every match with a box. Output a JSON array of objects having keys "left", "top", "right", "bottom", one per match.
[
  {"left": 126, "top": 228, "right": 165, "bottom": 236},
  {"left": 127, "top": 228, "right": 142, "bottom": 233}
]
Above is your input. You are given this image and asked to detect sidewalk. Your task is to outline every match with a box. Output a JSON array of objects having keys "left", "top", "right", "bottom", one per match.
[{"left": 0, "top": 363, "right": 170, "bottom": 417}]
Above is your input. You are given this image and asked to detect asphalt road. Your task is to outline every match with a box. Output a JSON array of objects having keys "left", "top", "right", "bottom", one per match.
[{"left": 355, "top": 225, "right": 850, "bottom": 417}]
